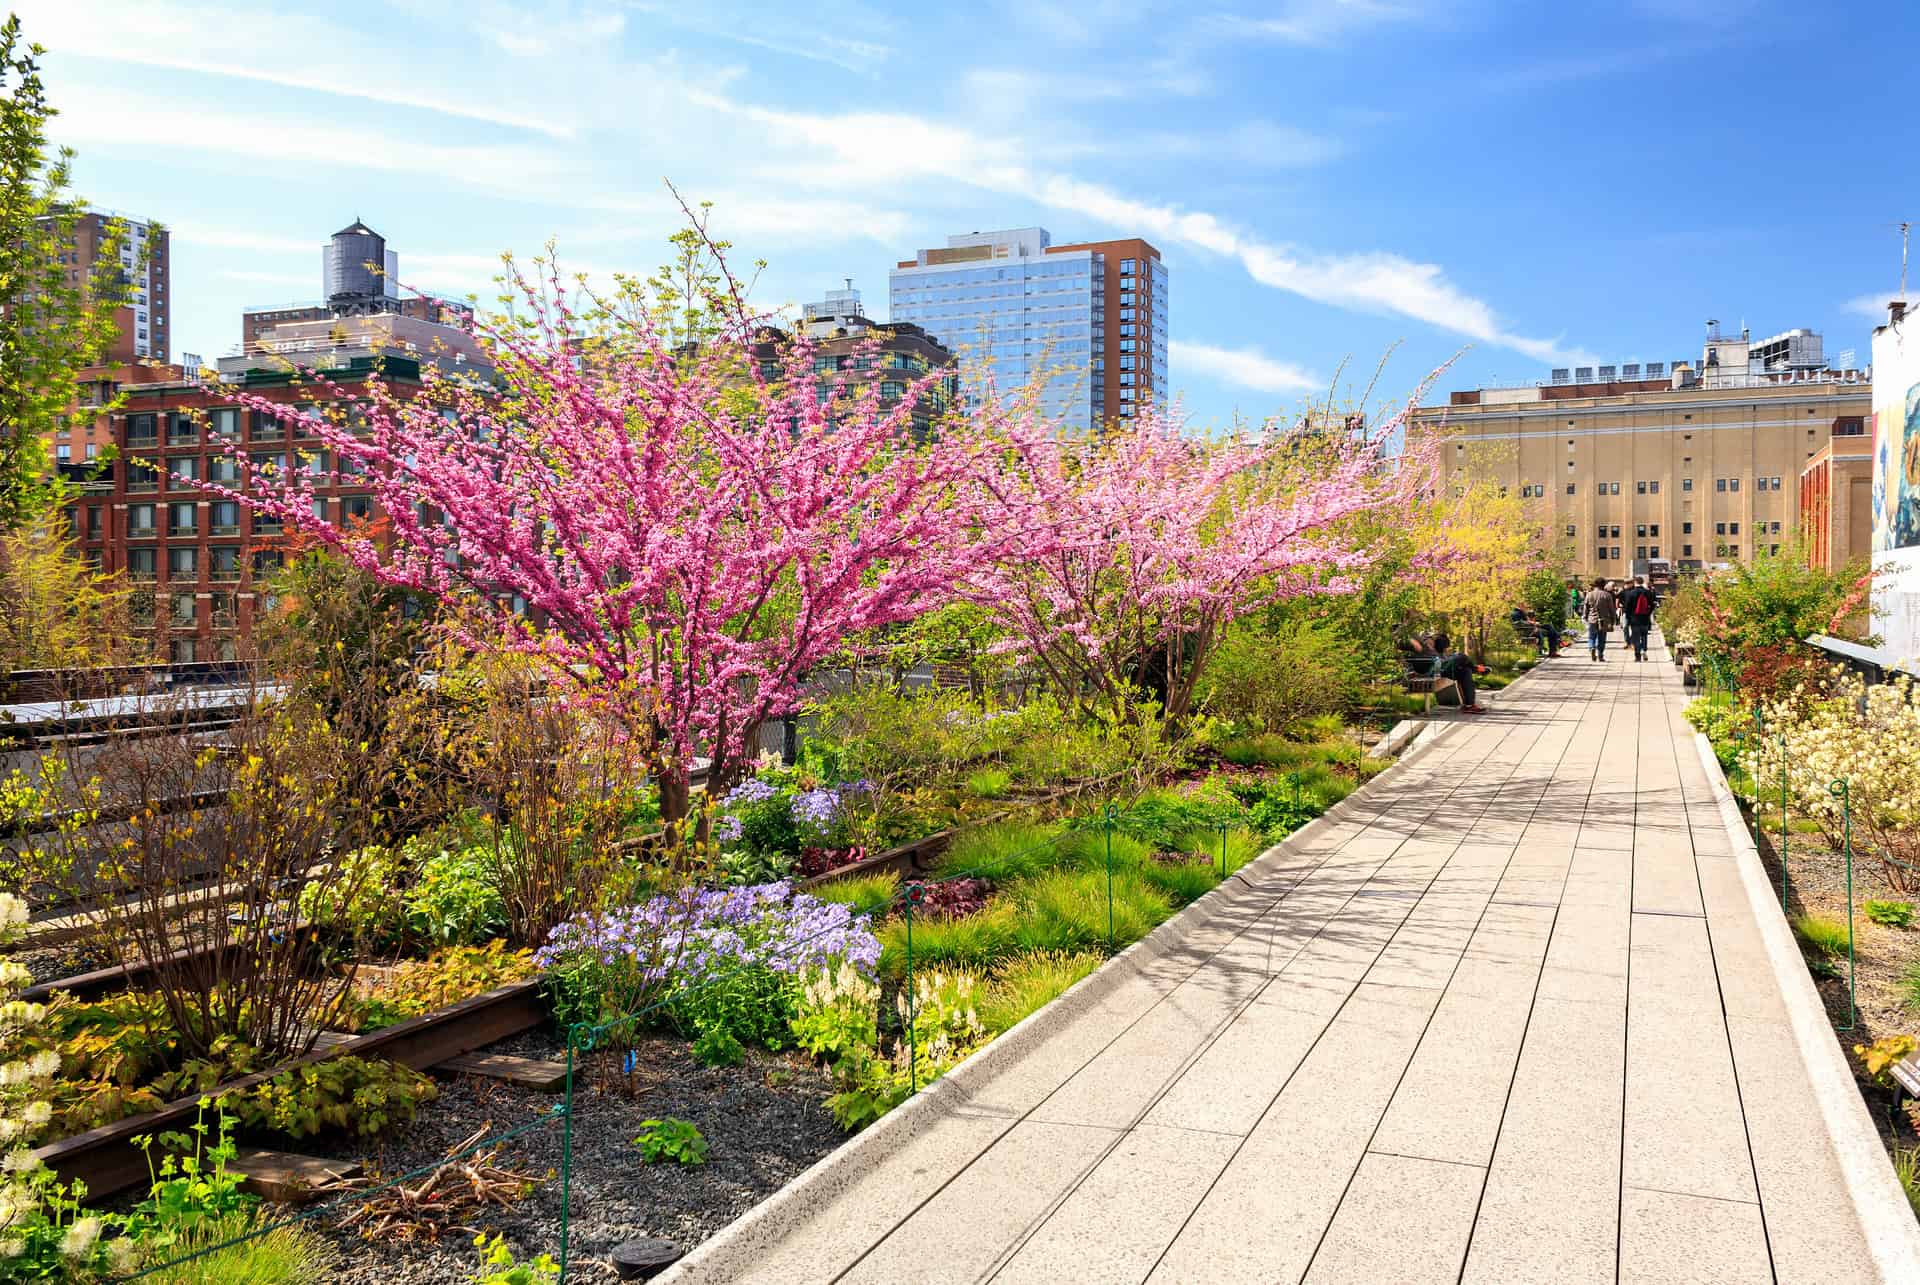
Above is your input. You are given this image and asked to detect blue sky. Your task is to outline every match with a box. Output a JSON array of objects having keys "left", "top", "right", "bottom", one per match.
[{"left": 17, "top": 0, "right": 1920, "bottom": 427}]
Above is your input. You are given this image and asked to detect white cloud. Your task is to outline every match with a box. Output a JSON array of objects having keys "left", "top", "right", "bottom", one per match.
[
  {"left": 14, "top": 0, "right": 582, "bottom": 137},
  {"left": 1208, "top": 0, "right": 1416, "bottom": 46},
  {"left": 1844, "top": 292, "right": 1908, "bottom": 320},
  {"left": 723, "top": 96, "right": 1585, "bottom": 363},
  {"left": 1171, "top": 340, "right": 1321, "bottom": 394}
]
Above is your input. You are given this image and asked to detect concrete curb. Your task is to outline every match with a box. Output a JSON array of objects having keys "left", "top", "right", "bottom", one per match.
[
  {"left": 657, "top": 701, "right": 1461, "bottom": 1283},
  {"left": 1690, "top": 731, "right": 1920, "bottom": 1282}
]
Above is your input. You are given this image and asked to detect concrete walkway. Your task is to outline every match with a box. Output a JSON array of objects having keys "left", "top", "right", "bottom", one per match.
[{"left": 666, "top": 633, "right": 1919, "bottom": 1284}]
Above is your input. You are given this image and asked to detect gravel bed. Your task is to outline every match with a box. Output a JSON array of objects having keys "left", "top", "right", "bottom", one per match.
[
  {"left": 300, "top": 1030, "right": 843, "bottom": 1283},
  {"left": 12, "top": 939, "right": 109, "bottom": 985}
]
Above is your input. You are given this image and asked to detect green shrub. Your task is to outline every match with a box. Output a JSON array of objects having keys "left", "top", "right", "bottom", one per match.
[
  {"left": 215, "top": 1056, "right": 436, "bottom": 1141},
  {"left": 405, "top": 846, "right": 508, "bottom": 946},
  {"left": 877, "top": 902, "right": 1018, "bottom": 978},
  {"left": 633, "top": 1117, "right": 709, "bottom": 1165},
  {"left": 940, "top": 820, "right": 1064, "bottom": 882},
  {"left": 1095, "top": 781, "right": 1249, "bottom": 850},
  {"left": 1790, "top": 913, "right": 1853, "bottom": 957},
  {"left": 1287, "top": 714, "right": 1346, "bottom": 743},
  {"left": 1313, "top": 738, "right": 1363, "bottom": 767},
  {"left": 1007, "top": 869, "right": 1172, "bottom": 954},
  {"left": 979, "top": 952, "right": 1102, "bottom": 1034},
  {"left": 964, "top": 767, "right": 1013, "bottom": 799},
  {"left": 1195, "top": 618, "right": 1366, "bottom": 733},
  {"left": 810, "top": 871, "right": 900, "bottom": 919},
  {"left": 298, "top": 843, "right": 406, "bottom": 944},
  {"left": 1866, "top": 899, "right": 1915, "bottom": 929},
  {"left": 1355, "top": 756, "right": 1391, "bottom": 781}
]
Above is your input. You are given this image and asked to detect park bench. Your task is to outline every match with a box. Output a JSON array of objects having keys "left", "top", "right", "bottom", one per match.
[{"left": 1400, "top": 659, "right": 1459, "bottom": 713}]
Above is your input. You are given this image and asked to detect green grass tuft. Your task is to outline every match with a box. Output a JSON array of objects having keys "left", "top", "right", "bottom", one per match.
[
  {"left": 1007, "top": 868, "right": 1172, "bottom": 954},
  {"left": 1355, "top": 756, "right": 1392, "bottom": 781},
  {"left": 1218, "top": 734, "right": 1311, "bottom": 769},
  {"left": 1790, "top": 912, "right": 1854, "bottom": 958},
  {"left": 1900, "top": 962, "right": 1920, "bottom": 1012},
  {"left": 1897, "top": 1147, "right": 1920, "bottom": 1221},
  {"left": 1137, "top": 856, "right": 1220, "bottom": 905},
  {"left": 138, "top": 1212, "right": 335, "bottom": 1284},
  {"left": 878, "top": 901, "right": 1018, "bottom": 978},
  {"left": 1172, "top": 826, "right": 1263, "bottom": 876},
  {"left": 940, "top": 820, "right": 1064, "bottom": 882},
  {"left": 810, "top": 870, "right": 900, "bottom": 919},
  {"left": 1056, "top": 827, "right": 1156, "bottom": 872},
  {"left": 978, "top": 951, "right": 1102, "bottom": 1034},
  {"left": 964, "top": 766, "right": 1013, "bottom": 799}
]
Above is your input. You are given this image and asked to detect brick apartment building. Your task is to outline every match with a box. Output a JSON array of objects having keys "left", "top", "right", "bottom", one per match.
[{"left": 73, "top": 358, "right": 434, "bottom": 663}]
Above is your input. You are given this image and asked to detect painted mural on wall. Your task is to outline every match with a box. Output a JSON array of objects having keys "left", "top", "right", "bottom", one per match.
[{"left": 1872, "top": 312, "right": 1920, "bottom": 666}]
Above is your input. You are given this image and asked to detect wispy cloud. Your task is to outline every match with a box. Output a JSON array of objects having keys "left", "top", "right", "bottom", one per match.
[
  {"left": 1207, "top": 0, "right": 1415, "bottom": 46},
  {"left": 724, "top": 97, "right": 1589, "bottom": 364},
  {"left": 1171, "top": 340, "right": 1321, "bottom": 394},
  {"left": 617, "top": 0, "right": 893, "bottom": 73},
  {"left": 14, "top": 0, "right": 582, "bottom": 137},
  {"left": 1843, "top": 292, "right": 1907, "bottom": 320}
]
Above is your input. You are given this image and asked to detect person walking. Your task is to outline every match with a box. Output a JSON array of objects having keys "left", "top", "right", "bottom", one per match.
[
  {"left": 1618, "top": 576, "right": 1657, "bottom": 661},
  {"left": 1583, "top": 577, "right": 1618, "bottom": 661}
]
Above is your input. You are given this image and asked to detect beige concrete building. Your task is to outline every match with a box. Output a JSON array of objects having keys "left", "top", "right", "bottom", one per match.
[{"left": 1414, "top": 324, "right": 1870, "bottom": 578}]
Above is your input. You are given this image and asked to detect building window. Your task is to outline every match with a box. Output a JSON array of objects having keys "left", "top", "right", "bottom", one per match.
[
  {"left": 1650, "top": 546, "right": 1660, "bottom": 557},
  {"left": 1609, "top": 482, "right": 1620, "bottom": 495},
  {"left": 251, "top": 549, "right": 284, "bottom": 581},
  {"left": 210, "top": 592, "right": 236, "bottom": 628},
  {"left": 86, "top": 506, "right": 101, "bottom": 540},
  {"left": 127, "top": 414, "right": 157, "bottom": 447},
  {"left": 1649, "top": 524, "right": 1659, "bottom": 536},
  {"left": 1564, "top": 524, "right": 1576, "bottom": 537},
  {"left": 127, "top": 504, "right": 156, "bottom": 537},
  {"left": 1636, "top": 481, "right": 1647, "bottom": 495},
  {"left": 166, "top": 547, "right": 197, "bottom": 581},
  {"left": 251, "top": 412, "right": 284, "bottom": 443},
  {"left": 210, "top": 408, "right": 239, "bottom": 439},
  {"left": 1595, "top": 525, "right": 1607, "bottom": 538},
  {"left": 209, "top": 546, "right": 241, "bottom": 582},
  {"left": 1683, "top": 544, "right": 1693, "bottom": 557},
  {"left": 1716, "top": 522, "right": 1727, "bottom": 535},
  {"left": 168, "top": 594, "right": 197, "bottom": 627},
  {"left": 1716, "top": 478, "right": 1727, "bottom": 492},
  {"left": 1565, "top": 482, "right": 1575, "bottom": 494},
  {"left": 1636, "top": 524, "right": 1647, "bottom": 538},
  {"left": 169, "top": 456, "right": 199, "bottom": 483},
  {"left": 167, "top": 414, "right": 197, "bottom": 446},
  {"left": 1682, "top": 478, "right": 1693, "bottom": 492},
  {"left": 1770, "top": 543, "right": 1781, "bottom": 556},
  {"left": 342, "top": 495, "right": 373, "bottom": 523},
  {"left": 1770, "top": 476, "right": 1781, "bottom": 490},
  {"left": 1636, "top": 545, "right": 1647, "bottom": 559},
  {"left": 1729, "top": 477, "right": 1740, "bottom": 492},
  {"left": 1610, "top": 525, "right": 1621, "bottom": 538},
  {"left": 1649, "top": 480, "right": 1659, "bottom": 494},
  {"left": 55, "top": 444, "right": 69, "bottom": 462},
  {"left": 209, "top": 501, "right": 239, "bottom": 535},
  {"left": 167, "top": 502, "right": 196, "bottom": 536},
  {"left": 208, "top": 456, "right": 240, "bottom": 484},
  {"left": 126, "top": 460, "right": 158, "bottom": 493},
  {"left": 129, "top": 590, "right": 154, "bottom": 625},
  {"left": 1769, "top": 521, "right": 1781, "bottom": 534},
  {"left": 169, "top": 638, "right": 197, "bottom": 665}
]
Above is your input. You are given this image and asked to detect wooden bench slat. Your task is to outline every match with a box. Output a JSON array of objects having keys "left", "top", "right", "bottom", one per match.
[
  {"left": 435, "top": 1051, "right": 570, "bottom": 1091},
  {"left": 231, "top": 1148, "right": 362, "bottom": 1203}
]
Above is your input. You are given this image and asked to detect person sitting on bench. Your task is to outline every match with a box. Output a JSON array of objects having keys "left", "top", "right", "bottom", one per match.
[{"left": 1429, "top": 632, "right": 1486, "bottom": 714}]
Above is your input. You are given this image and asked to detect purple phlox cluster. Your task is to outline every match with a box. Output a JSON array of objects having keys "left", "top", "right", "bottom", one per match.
[
  {"left": 724, "top": 778, "right": 778, "bottom": 806},
  {"left": 711, "top": 813, "right": 745, "bottom": 844},
  {"left": 535, "top": 880, "right": 880, "bottom": 987}
]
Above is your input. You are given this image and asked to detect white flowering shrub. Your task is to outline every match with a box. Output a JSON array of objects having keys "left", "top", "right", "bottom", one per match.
[
  {"left": 1743, "top": 672, "right": 1920, "bottom": 893},
  {"left": 0, "top": 890, "right": 125, "bottom": 1280}
]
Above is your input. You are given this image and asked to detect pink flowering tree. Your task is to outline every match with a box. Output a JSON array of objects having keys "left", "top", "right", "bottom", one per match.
[
  {"left": 967, "top": 399, "right": 1438, "bottom": 730},
  {"left": 208, "top": 256, "right": 982, "bottom": 832}
]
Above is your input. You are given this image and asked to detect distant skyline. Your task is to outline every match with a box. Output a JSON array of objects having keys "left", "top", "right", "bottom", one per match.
[{"left": 17, "top": 0, "right": 1919, "bottom": 427}]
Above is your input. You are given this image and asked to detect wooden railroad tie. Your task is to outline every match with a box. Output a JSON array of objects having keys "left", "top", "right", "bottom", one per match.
[
  {"left": 434, "top": 1052, "right": 570, "bottom": 1092},
  {"left": 231, "top": 1148, "right": 363, "bottom": 1203}
]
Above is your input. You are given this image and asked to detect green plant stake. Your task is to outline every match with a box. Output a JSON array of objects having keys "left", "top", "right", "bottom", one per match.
[
  {"left": 1104, "top": 804, "right": 1118, "bottom": 954},
  {"left": 1832, "top": 778, "right": 1857, "bottom": 1031},
  {"left": 1777, "top": 727, "right": 1789, "bottom": 912},
  {"left": 1218, "top": 824, "right": 1227, "bottom": 880},
  {"left": 559, "top": 1021, "right": 580, "bottom": 1281},
  {"left": 903, "top": 881, "right": 923, "bottom": 1092}
]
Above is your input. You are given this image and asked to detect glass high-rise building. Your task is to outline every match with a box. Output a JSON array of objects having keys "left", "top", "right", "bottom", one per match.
[{"left": 888, "top": 228, "right": 1166, "bottom": 433}]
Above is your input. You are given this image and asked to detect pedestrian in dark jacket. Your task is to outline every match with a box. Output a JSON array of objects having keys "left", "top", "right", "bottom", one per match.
[
  {"left": 1582, "top": 578, "right": 1618, "bottom": 661},
  {"left": 1618, "top": 577, "right": 1657, "bottom": 661}
]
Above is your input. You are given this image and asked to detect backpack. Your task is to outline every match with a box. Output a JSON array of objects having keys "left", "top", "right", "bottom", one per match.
[{"left": 1631, "top": 590, "right": 1653, "bottom": 616}]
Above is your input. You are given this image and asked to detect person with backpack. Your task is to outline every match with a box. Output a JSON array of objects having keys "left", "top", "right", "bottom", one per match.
[
  {"left": 1582, "top": 577, "right": 1618, "bottom": 661},
  {"left": 1619, "top": 576, "right": 1657, "bottom": 662}
]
